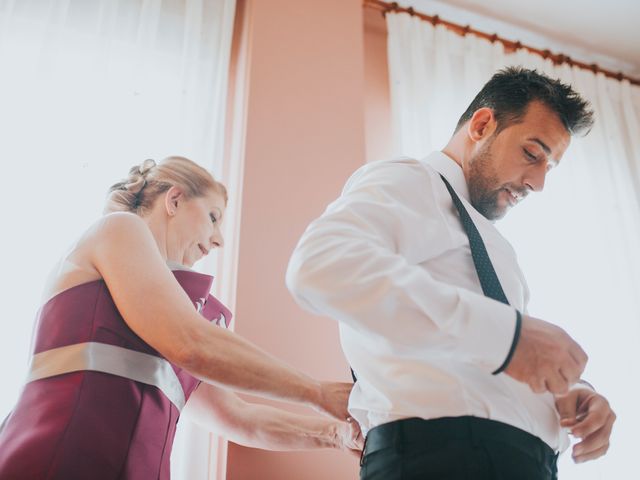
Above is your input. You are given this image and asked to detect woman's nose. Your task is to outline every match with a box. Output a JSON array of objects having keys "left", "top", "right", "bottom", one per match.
[{"left": 211, "top": 231, "right": 224, "bottom": 249}]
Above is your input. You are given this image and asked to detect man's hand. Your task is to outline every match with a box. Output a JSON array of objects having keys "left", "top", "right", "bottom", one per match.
[
  {"left": 504, "top": 315, "right": 588, "bottom": 394},
  {"left": 555, "top": 386, "right": 616, "bottom": 463}
]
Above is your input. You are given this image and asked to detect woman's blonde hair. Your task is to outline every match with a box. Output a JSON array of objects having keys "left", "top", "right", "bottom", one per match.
[{"left": 104, "top": 156, "right": 228, "bottom": 215}]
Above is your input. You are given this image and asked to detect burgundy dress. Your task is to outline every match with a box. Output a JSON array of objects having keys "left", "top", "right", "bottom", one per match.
[{"left": 0, "top": 268, "right": 231, "bottom": 480}]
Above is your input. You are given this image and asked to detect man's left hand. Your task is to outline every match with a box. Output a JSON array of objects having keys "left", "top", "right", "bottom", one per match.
[{"left": 555, "top": 385, "right": 616, "bottom": 463}]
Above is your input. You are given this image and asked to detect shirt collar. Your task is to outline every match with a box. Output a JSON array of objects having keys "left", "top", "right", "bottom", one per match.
[{"left": 419, "top": 151, "right": 470, "bottom": 202}]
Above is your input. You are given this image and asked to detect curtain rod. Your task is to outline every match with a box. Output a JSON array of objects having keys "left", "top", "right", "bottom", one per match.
[{"left": 364, "top": 0, "right": 640, "bottom": 87}]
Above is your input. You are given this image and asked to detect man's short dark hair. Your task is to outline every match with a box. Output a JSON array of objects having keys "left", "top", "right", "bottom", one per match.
[{"left": 455, "top": 67, "right": 594, "bottom": 136}]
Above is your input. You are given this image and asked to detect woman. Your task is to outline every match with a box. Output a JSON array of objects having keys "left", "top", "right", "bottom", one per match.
[{"left": 0, "top": 156, "right": 361, "bottom": 479}]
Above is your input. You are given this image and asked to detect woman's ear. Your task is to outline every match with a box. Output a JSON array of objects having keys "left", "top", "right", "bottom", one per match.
[{"left": 164, "top": 186, "right": 184, "bottom": 216}]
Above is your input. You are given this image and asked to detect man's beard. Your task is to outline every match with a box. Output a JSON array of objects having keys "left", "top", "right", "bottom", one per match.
[{"left": 467, "top": 138, "right": 507, "bottom": 221}]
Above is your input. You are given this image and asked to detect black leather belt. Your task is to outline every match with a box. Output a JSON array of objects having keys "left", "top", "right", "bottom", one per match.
[{"left": 362, "top": 416, "right": 558, "bottom": 469}]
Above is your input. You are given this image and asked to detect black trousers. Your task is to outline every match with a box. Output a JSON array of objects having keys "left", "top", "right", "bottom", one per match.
[{"left": 360, "top": 417, "right": 558, "bottom": 480}]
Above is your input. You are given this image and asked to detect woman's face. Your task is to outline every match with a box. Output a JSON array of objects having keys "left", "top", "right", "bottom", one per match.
[{"left": 167, "top": 188, "right": 226, "bottom": 267}]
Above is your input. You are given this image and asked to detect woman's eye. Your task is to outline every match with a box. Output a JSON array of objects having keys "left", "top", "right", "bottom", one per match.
[{"left": 210, "top": 214, "right": 217, "bottom": 224}]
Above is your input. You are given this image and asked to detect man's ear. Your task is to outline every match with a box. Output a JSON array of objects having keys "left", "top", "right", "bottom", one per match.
[
  {"left": 164, "top": 186, "right": 184, "bottom": 216},
  {"left": 467, "top": 107, "right": 497, "bottom": 143}
]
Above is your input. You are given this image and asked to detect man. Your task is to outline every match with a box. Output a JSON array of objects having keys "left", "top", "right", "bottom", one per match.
[{"left": 286, "top": 68, "right": 616, "bottom": 479}]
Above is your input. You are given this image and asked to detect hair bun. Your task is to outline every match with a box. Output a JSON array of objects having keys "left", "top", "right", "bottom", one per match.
[
  {"left": 124, "top": 159, "right": 155, "bottom": 195},
  {"left": 104, "top": 156, "right": 225, "bottom": 215},
  {"left": 124, "top": 177, "right": 145, "bottom": 195},
  {"left": 138, "top": 158, "right": 156, "bottom": 176}
]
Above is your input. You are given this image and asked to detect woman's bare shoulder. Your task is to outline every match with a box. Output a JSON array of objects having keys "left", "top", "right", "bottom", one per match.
[
  {"left": 89, "top": 211, "right": 148, "bottom": 238},
  {"left": 40, "top": 213, "right": 151, "bottom": 303}
]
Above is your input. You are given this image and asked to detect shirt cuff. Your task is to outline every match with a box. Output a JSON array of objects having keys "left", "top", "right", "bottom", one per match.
[
  {"left": 574, "top": 379, "right": 596, "bottom": 391},
  {"left": 492, "top": 310, "right": 522, "bottom": 375},
  {"left": 457, "top": 291, "right": 520, "bottom": 373}
]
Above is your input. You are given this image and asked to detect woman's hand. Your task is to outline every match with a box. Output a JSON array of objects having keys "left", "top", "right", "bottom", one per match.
[
  {"left": 185, "top": 381, "right": 364, "bottom": 454},
  {"left": 334, "top": 418, "right": 364, "bottom": 457},
  {"left": 314, "top": 381, "right": 354, "bottom": 420}
]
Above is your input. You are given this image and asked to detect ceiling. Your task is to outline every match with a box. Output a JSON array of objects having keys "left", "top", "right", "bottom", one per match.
[{"left": 406, "top": 0, "right": 640, "bottom": 79}]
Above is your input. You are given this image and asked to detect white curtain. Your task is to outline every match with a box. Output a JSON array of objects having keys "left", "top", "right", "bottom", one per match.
[
  {"left": 0, "top": 1, "right": 237, "bottom": 479},
  {"left": 386, "top": 12, "right": 640, "bottom": 480}
]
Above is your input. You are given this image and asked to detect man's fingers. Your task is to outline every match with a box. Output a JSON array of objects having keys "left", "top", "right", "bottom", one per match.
[
  {"left": 568, "top": 394, "right": 616, "bottom": 464},
  {"left": 507, "top": 316, "right": 589, "bottom": 395},
  {"left": 559, "top": 357, "right": 582, "bottom": 386},
  {"left": 544, "top": 372, "right": 569, "bottom": 395},
  {"left": 570, "top": 396, "right": 611, "bottom": 438},
  {"left": 572, "top": 423, "right": 612, "bottom": 462},
  {"left": 560, "top": 417, "right": 579, "bottom": 428},
  {"left": 529, "top": 376, "right": 546, "bottom": 394},
  {"left": 573, "top": 442, "right": 609, "bottom": 463},
  {"left": 572, "top": 409, "right": 615, "bottom": 441},
  {"left": 555, "top": 390, "right": 577, "bottom": 421},
  {"left": 569, "top": 345, "right": 588, "bottom": 373},
  {"left": 531, "top": 365, "right": 580, "bottom": 394}
]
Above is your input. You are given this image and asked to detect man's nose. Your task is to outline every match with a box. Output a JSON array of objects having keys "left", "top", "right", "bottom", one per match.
[{"left": 524, "top": 164, "right": 547, "bottom": 192}]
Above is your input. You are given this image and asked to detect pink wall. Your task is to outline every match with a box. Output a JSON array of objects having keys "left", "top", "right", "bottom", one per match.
[
  {"left": 363, "top": 8, "right": 393, "bottom": 163},
  {"left": 227, "top": 0, "right": 368, "bottom": 479}
]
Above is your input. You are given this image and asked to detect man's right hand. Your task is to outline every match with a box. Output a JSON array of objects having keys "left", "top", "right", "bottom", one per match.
[{"left": 504, "top": 315, "right": 588, "bottom": 394}]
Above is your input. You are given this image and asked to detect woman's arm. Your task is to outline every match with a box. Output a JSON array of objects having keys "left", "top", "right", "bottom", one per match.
[
  {"left": 183, "top": 382, "right": 362, "bottom": 453},
  {"left": 89, "top": 213, "right": 350, "bottom": 419}
]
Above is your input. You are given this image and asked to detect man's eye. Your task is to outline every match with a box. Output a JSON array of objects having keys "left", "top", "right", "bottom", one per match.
[
  {"left": 523, "top": 149, "right": 537, "bottom": 161},
  {"left": 210, "top": 214, "right": 217, "bottom": 224}
]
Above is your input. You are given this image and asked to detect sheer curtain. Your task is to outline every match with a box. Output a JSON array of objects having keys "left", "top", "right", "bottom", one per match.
[
  {"left": 0, "top": 1, "right": 237, "bottom": 479},
  {"left": 386, "top": 12, "right": 640, "bottom": 480}
]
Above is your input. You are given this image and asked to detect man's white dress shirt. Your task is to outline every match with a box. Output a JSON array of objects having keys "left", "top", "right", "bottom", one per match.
[{"left": 286, "top": 151, "right": 569, "bottom": 451}]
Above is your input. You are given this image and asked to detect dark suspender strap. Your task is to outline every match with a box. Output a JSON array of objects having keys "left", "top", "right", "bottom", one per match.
[
  {"left": 439, "top": 174, "right": 521, "bottom": 374},
  {"left": 349, "top": 173, "right": 523, "bottom": 382},
  {"left": 440, "top": 175, "right": 509, "bottom": 303}
]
